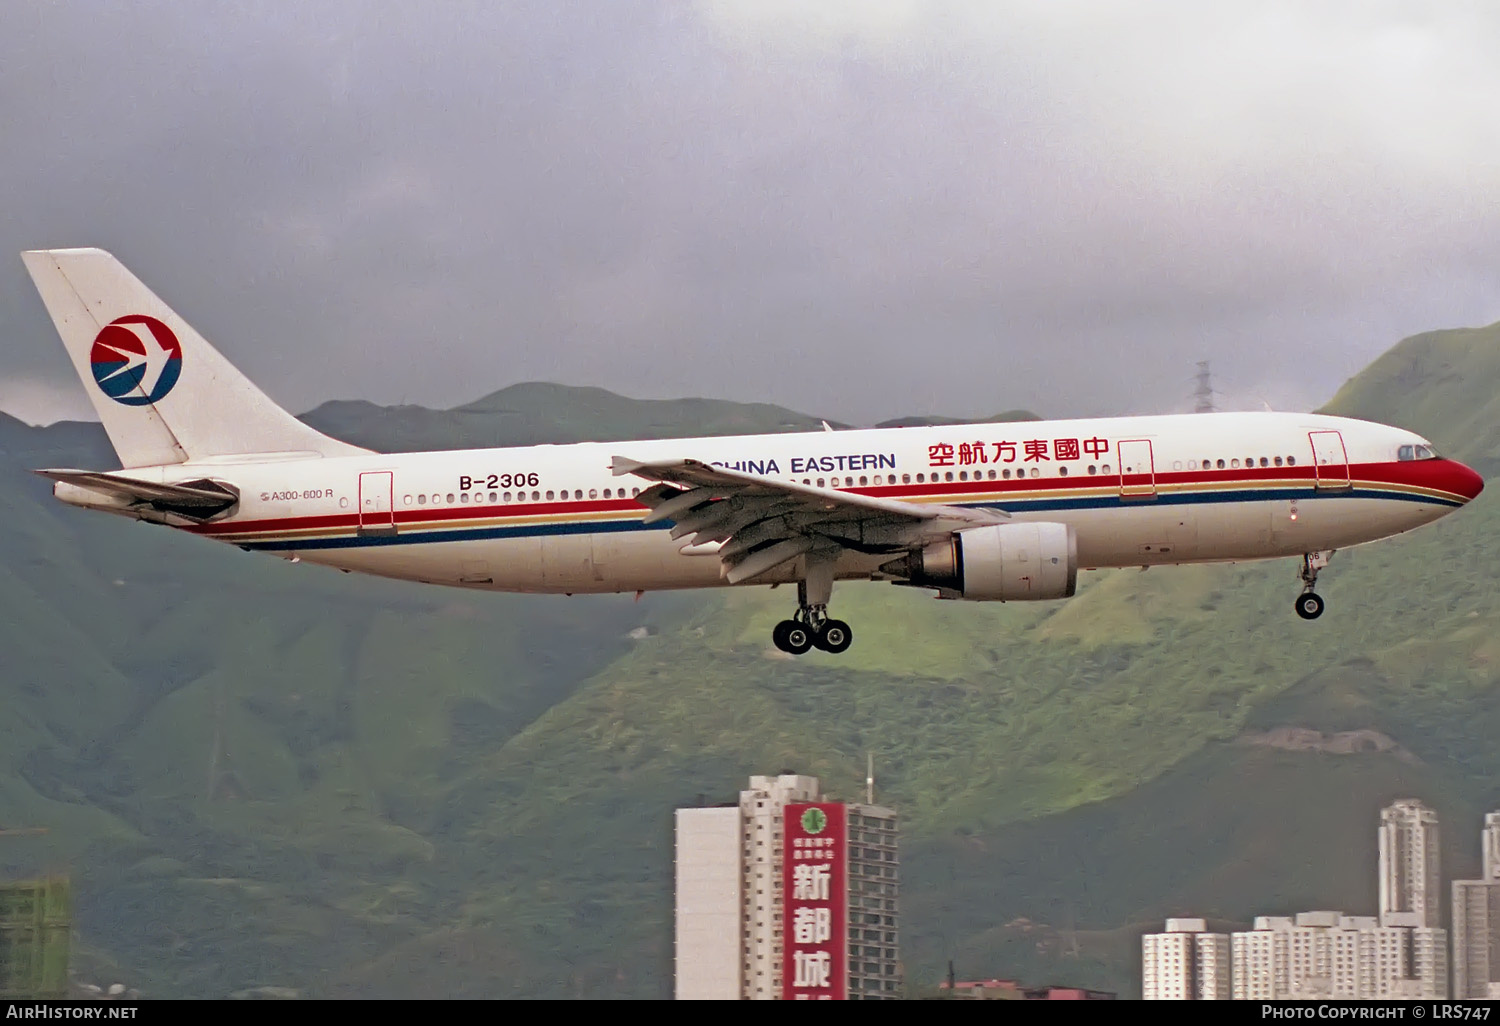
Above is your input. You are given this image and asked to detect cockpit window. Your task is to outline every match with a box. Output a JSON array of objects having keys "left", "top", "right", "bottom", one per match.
[{"left": 1398, "top": 443, "right": 1439, "bottom": 461}]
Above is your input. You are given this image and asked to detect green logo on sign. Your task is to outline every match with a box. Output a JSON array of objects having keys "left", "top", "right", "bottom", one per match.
[{"left": 801, "top": 807, "right": 827, "bottom": 835}]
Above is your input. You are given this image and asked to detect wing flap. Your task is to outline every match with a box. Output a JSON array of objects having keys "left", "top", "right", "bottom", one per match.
[{"left": 613, "top": 454, "right": 1008, "bottom": 583}]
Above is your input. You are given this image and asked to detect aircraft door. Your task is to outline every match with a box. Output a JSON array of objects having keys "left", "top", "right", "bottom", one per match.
[
  {"left": 1309, "top": 431, "right": 1350, "bottom": 489},
  {"left": 1117, "top": 439, "right": 1156, "bottom": 498},
  {"left": 358, "top": 471, "right": 396, "bottom": 535}
]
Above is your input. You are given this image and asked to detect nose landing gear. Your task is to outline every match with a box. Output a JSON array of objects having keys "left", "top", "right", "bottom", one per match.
[{"left": 1294, "top": 551, "right": 1333, "bottom": 620}]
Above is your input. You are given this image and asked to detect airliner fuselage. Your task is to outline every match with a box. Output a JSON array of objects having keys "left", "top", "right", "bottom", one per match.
[{"left": 106, "top": 411, "right": 1479, "bottom": 594}]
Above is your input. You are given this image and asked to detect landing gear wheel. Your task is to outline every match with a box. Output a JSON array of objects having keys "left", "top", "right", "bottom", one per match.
[
  {"left": 1295, "top": 593, "right": 1325, "bottom": 620},
  {"left": 773, "top": 619, "right": 814, "bottom": 655},
  {"left": 813, "top": 619, "right": 853, "bottom": 654}
]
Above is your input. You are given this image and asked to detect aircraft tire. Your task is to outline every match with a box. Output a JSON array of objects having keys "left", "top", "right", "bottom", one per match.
[
  {"left": 774, "top": 620, "right": 814, "bottom": 654},
  {"left": 1295, "top": 593, "right": 1325, "bottom": 620},
  {"left": 813, "top": 620, "right": 854, "bottom": 654}
]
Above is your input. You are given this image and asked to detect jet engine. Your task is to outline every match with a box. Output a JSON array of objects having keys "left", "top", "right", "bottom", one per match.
[{"left": 880, "top": 522, "right": 1077, "bottom": 601}]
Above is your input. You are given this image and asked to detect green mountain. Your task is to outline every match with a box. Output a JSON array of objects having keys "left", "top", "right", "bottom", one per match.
[
  {"left": 301, "top": 382, "right": 842, "bottom": 452},
  {"left": 0, "top": 322, "right": 1496, "bottom": 998}
]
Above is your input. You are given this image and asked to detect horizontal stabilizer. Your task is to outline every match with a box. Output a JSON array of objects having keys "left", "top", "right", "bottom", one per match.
[{"left": 36, "top": 468, "right": 239, "bottom": 520}]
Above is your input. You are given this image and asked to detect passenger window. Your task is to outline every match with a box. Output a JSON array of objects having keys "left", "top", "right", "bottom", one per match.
[
  {"left": 1274, "top": 456, "right": 1283, "bottom": 467},
  {"left": 460, "top": 493, "right": 469, "bottom": 503},
  {"left": 915, "top": 473, "right": 924, "bottom": 483},
  {"left": 1059, "top": 466, "right": 1068, "bottom": 477},
  {"left": 403, "top": 495, "right": 412, "bottom": 505},
  {"left": 860, "top": 476, "right": 868, "bottom": 486},
  {"left": 502, "top": 492, "right": 511, "bottom": 502},
  {"left": 417, "top": 494, "right": 427, "bottom": 505},
  {"left": 945, "top": 472, "right": 954, "bottom": 482},
  {"left": 1231, "top": 459, "right": 1240, "bottom": 468},
  {"left": 602, "top": 488, "right": 611, "bottom": 498},
  {"left": 432, "top": 494, "right": 440, "bottom": 505},
  {"left": 1260, "top": 457, "right": 1269, "bottom": 467},
  {"left": 902, "top": 474, "right": 911, "bottom": 484},
  {"left": 1003, "top": 468, "right": 1011, "bottom": 478},
  {"left": 631, "top": 488, "right": 639, "bottom": 497},
  {"left": 958, "top": 471, "right": 968, "bottom": 481},
  {"left": 1286, "top": 456, "right": 1296, "bottom": 466},
  {"left": 846, "top": 477, "right": 854, "bottom": 486},
  {"left": 1087, "top": 465, "right": 1096, "bottom": 475},
  {"left": 446, "top": 493, "right": 455, "bottom": 503},
  {"left": 1216, "top": 459, "right": 1225, "bottom": 469},
  {"left": 1187, "top": 460, "right": 1197, "bottom": 470},
  {"left": 532, "top": 491, "right": 541, "bottom": 501},
  {"left": 987, "top": 469, "right": 997, "bottom": 480},
  {"left": 817, "top": 478, "right": 826, "bottom": 487},
  {"left": 1173, "top": 461, "right": 1182, "bottom": 471},
  {"left": 1029, "top": 467, "right": 1040, "bottom": 478},
  {"left": 488, "top": 491, "right": 497, "bottom": 502}
]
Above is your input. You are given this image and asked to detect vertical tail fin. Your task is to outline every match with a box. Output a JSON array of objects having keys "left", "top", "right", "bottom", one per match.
[{"left": 21, "top": 248, "right": 367, "bottom": 467}]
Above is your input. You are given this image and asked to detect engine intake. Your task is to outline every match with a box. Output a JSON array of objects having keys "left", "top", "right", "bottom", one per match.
[{"left": 880, "top": 522, "right": 1077, "bottom": 601}]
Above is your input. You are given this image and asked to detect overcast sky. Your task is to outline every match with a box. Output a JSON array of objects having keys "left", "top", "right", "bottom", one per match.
[{"left": 2, "top": 1, "right": 1498, "bottom": 427}]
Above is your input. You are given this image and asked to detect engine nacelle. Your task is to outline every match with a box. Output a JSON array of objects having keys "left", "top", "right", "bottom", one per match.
[{"left": 880, "top": 522, "right": 1077, "bottom": 601}]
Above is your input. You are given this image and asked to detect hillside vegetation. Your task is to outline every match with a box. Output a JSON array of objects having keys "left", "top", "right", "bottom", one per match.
[{"left": 0, "top": 321, "right": 1495, "bottom": 997}]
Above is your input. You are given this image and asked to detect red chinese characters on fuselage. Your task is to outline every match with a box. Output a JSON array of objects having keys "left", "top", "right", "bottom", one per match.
[{"left": 926, "top": 437, "right": 1108, "bottom": 469}]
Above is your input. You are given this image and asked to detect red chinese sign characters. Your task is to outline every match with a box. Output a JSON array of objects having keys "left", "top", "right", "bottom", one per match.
[
  {"left": 783, "top": 802, "right": 848, "bottom": 1000},
  {"left": 925, "top": 436, "right": 1110, "bottom": 469}
]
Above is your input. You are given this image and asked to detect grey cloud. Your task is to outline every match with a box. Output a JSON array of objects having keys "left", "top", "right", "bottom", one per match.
[{"left": 2, "top": 1, "right": 1498, "bottom": 428}]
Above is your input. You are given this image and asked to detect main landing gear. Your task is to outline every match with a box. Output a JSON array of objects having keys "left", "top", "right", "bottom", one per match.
[
  {"left": 772, "top": 607, "right": 854, "bottom": 655},
  {"left": 771, "top": 561, "right": 854, "bottom": 655},
  {"left": 1294, "top": 551, "right": 1332, "bottom": 620}
]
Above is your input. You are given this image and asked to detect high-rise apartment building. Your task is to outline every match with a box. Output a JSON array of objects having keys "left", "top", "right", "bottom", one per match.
[
  {"left": 1230, "top": 912, "right": 1446, "bottom": 1000},
  {"left": 1142, "top": 919, "right": 1230, "bottom": 999},
  {"left": 740, "top": 774, "right": 820, "bottom": 998},
  {"left": 1453, "top": 812, "right": 1500, "bottom": 998},
  {"left": 673, "top": 774, "right": 900, "bottom": 1000},
  {"left": 1156, "top": 800, "right": 1451, "bottom": 1000},
  {"left": 1380, "top": 799, "right": 1442, "bottom": 929},
  {"left": 674, "top": 806, "right": 743, "bottom": 1000}
]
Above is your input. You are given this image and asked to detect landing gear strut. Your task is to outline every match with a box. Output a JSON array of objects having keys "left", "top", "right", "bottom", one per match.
[
  {"left": 1294, "top": 551, "right": 1332, "bottom": 620},
  {"left": 771, "top": 561, "right": 854, "bottom": 655}
]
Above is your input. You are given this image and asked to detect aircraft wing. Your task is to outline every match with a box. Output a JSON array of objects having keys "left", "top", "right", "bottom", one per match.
[
  {"left": 35, "top": 469, "right": 239, "bottom": 519},
  {"left": 611, "top": 456, "right": 1006, "bottom": 584}
]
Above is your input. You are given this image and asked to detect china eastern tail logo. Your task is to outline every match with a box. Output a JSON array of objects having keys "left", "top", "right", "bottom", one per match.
[{"left": 89, "top": 315, "right": 183, "bottom": 406}]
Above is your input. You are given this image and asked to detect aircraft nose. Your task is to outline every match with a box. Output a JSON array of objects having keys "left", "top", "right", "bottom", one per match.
[{"left": 1448, "top": 460, "right": 1485, "bottom": 502}]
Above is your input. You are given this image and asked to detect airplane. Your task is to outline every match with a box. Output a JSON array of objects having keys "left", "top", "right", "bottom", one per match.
[{"left": 19, "top": 248, "right": 1485, "bottom": 655}]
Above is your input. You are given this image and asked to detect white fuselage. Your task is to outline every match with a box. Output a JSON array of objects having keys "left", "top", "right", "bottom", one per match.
[{"left": 104, "top": 410, "right": 1478, "bottom": 597}]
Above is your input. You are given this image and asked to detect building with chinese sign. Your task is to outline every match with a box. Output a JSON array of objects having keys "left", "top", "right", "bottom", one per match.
[{"left": 673, "top": 773, "right": 899, "bottom": 1000}]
